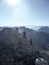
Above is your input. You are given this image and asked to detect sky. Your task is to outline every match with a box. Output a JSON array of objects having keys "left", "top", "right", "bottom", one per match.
[{"left": 0, "top": 0, "right": 49, "bottom": 27}]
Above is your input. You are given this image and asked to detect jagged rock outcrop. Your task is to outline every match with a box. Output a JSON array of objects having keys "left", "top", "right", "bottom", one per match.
[
  {"left": 0, "top": 28, "right": 49, "bottom": 65},
  {"left": 35, "top": 58, "right": 48, "bottom": 65}
]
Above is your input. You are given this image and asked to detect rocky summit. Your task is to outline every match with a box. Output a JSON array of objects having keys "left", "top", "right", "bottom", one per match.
[{"left": 0, "top": 27, "right": 49, "bottom": 65}]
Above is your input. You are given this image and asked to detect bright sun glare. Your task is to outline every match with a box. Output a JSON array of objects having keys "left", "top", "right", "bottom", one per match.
[{"left": 6, "top": 0, "right": 21, "bottom": 6}]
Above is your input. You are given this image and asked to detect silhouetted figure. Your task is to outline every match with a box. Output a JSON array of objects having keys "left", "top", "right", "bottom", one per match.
[
  {"left": 23, "top": 31, "right": 26, "bottom": 38},
  {"left": 30, "top": 38, "right": 32, "bottom": 45},
  {"left": 36, "top": 51, "right": 40, "bottom": 58}
]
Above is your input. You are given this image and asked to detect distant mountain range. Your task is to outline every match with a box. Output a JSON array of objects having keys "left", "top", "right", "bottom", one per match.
[
  {"left": 38, "top": 26, "right": 49, "bottom": 34},
  {"left": 0, "top": 26, "right": 49, "bottom": 48}
]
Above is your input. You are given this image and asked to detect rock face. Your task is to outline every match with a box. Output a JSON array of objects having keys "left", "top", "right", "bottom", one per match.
[
  {"left": 0, "top": 27, "right": 49, "bottom": 65},
  {"left": 35, "top": 58, "right": 48, "bottom": 65},
  {"left": 18, "top": 26, "right": 35, "bottom": 40},
  {"left": 18, "top": 27, "right": 49, "bottom": 48}
]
